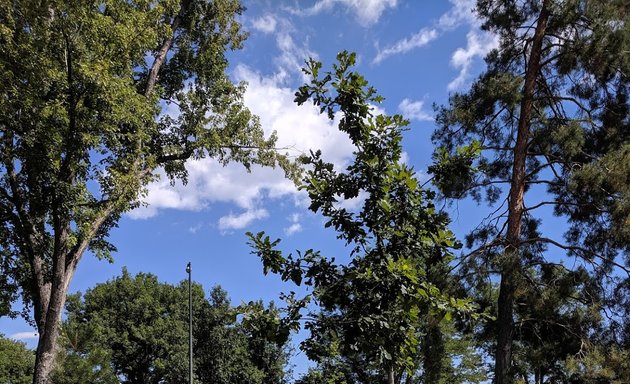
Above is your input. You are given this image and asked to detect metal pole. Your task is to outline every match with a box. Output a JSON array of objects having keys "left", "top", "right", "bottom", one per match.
[{"left": 186, "top": 262, "right": 193, "bottom": 384}]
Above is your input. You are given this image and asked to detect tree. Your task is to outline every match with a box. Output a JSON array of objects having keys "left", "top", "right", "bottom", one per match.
[
  {"left": 248, "top": 51, "right": 479, "bottom": 384},
  {"left": 0, "top": 334, "right": 35, "bottom": 384},
  {"left": 51, "top": 311, "right": 118, "bottom": 384},
  {"left": 62, "top": 271, "right": 190, "bottom": 384},
  {"left": 430, "top": 1, "right": 630, "bottom": 383},
  {"left": 194, "top": 288, "right": 290, "bottom": 384},
  {"left": 0, "top": 0, "right": 297, "bottom": 382},
  {"left": 56, "top": 270, "right": 289, "bottom": 384}
]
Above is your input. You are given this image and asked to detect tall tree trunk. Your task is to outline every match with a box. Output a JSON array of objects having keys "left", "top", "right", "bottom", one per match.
[
  {"left": 494, "top": 1, "right": 550, "bottom": 384},
  {"left": 28, "top": 2, "right": 181, "bottom": 382},
  {"left": 32, "top": 250, "right": 69, "bottom": 384},
  {"left": 33, "top": 288, "right": 67, "bottom": 384},
  {"left": 387, "top": 365, "right": 395, "bottom": 384},
  {"left": 423, "top": 320, "right": 445, "bottom": 384}
]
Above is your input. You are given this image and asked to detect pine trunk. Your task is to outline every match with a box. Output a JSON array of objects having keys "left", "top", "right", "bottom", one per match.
[{"left": 494, "top": 1, "right": 550, "bottom": 383}]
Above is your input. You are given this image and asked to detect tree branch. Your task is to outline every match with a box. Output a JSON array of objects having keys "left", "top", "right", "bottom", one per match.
[{"left": 519, "top": 237, "right": 630, "bottom": 276}]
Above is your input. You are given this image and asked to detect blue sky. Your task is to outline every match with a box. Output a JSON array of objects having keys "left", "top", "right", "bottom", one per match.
[{"left": 3, "top": 0, "right": 504, "bottom": 375}]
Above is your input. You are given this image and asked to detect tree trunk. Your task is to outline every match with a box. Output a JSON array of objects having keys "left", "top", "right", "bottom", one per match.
[
  {"left": 423, "top": 320, "right": 445, "bottom": 384},
  {"left": 32, "top": 256, "right": 70, "bottom": 384},
  {"left": 494, "top": 1, "right": 550, "bottom": 384},
  {"left": 387, "top": 365, "right": 395, "bottom": 384}
]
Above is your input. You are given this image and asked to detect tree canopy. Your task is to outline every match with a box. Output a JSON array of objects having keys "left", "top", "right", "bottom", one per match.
[
  {"left": 0, "top": 334, "right": 35, "bottom": 384},
  {"left": 53, "top": 270, "right": 290, "bottom": 384},
  {"left": 430, "top": 0, "right": 630, "bottom": 383},
  {"left": 0, "top": 0, "right": 296, "bottom": 381},
  {"left": 248, "top": 51, "right": 482, "bottom": 384}
]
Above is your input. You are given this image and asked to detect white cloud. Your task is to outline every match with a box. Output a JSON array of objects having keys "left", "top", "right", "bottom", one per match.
[
  {"left": 274, "top": 31, "right": 317, "bottom": 83},
  {"left": 284, "top": 213, "right": 303, "bottom": 235},
  {"left": 10, "top": 331, "right": 38, "bottom": 341},
  {"left": 234, "top": 64, "right": 354, "bottom": 168},
  {"left": 252, "top": 14, "right": 277, "bottom": 34},
  {"left": 373, "top": 28, "right": 438, "bottom": 64},
  {"left": 335, "top": 190, "right": 368, "bottom": 212},
  {"left": 188, "top": 222, "right": 203, "bottom": 234},
  {"left": 447, "top": 31, "right": 499, "bottom": 90},
  {"left": 398, "top": 98, "right": 433, "bottom": 122},
  {"left": 219, "top": 208, "right": 269, "bottom": 232},
  {"left": 285, "top": 223, "right": 302, "bottom": 235},
  {"left": 373, "top": 0, "right": 480, "bottom": 64},
  {"left": 128, "top": 64, "right": 355, "bottom": 229},
  {"left": 290, "top": 0, "right": 398, "bottom": 27},
  {"left": 399, "top": 151, "right": 409, "bottom": 165},
  {"left": 437, "top": 0, "right": 479, "bottom": 30},
  {"left": 373, "top": 0, "right": 498, "bottom": 90}
]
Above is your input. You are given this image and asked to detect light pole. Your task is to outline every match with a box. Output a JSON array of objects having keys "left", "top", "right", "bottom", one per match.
[{"left": 186, "top": 262, "right": 193, "bottom": 384}]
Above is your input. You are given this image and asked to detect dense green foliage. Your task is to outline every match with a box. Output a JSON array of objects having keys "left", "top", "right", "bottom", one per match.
[
  {"left": 431, "top": 0, "right": 630, "bottom": 383},
  {"left": 0, "top": 334, "right": 35, "bottom": 384},
  {"left": 0, "top": 0, "right": 296, "bottom": 381},
  {"left": 53, "top": 270, "right": 289, "bottom": 384},
  {"left": 0, "top": 1, "right": 628, "bottom": 383},
  {"left": 248, "top": 51, "right": 482, "bottom": 384}
]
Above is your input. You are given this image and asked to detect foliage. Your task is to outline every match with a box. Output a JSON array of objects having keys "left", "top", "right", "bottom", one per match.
[
  {"left": 431, "top": 0, "right": 630, "bottom": 382},
  {"left": 51, "top": 313, "right": 118, "bottom": 384},
  {"left": 56, "top": 270, "right": 289, "bottom": 384},
  {"left": 248, "top": 51, "right": 481, "bottom": 384},
  {"left": 0, "top": 0, "right": 298, "bottom": 381},
  {"left": 0, "top": 334, "right": 35, "bottom": 384}
]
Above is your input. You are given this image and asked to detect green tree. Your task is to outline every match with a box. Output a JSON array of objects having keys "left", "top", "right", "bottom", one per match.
[
  {"left": 0, "top": 334, "right": 35, "bottom": 384},
  {"left": 0, "top": 0, "right": 297, "bottom": 382},
  {"left": 248, "top": 51, "right": 479, "bottom": 384},
  {"left": 430, "top": 1, "right": 630, "bottom": 383},
  {"left": 51, "top": 305, "right": 118, "bottom": 384},
  {"left": 194, "top": 288, "right": 289, "bottom": 384},
  {"left": 56, "top": 270, "right": 289, "bottom": 384},
  {"left": 64, "top": 271, "right": 191, "bottom": 384}
]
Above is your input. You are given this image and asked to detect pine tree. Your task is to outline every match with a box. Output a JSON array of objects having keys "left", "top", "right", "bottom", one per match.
[{"left": 430, "top": 1, "right": 630, "bottom": 383}]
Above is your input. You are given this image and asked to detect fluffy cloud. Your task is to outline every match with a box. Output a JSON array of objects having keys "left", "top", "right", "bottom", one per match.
[
  {"left": 274, "top": 30, "right": 317, "bottom": 83},
  {"left": 290, "top": 0, "right": 398, "bottom": 27},
  {"left": 219, "top": 208, "right": 269, "bottom": 232},
  {"left": 252, "top": 14, "right": 277, "bottom": 34},
  {"left": 437, "top": 0, "right": 479, "bottom": 30},
  {"left": 398, "top": 98, "right": 433, "bottom": 122},
  {"left": 447, "top": 31, "right": 499, "bottom": 90},
  {"left": 373, "top": 0, "right": 478, "bottom": 64},
  {"left": 373, "top": 0, "right": 496, "bottom": 90},
  {"left": 284, "top": 213, "right": 303, "bottom": 236},
  {"left": 129, "top": 64, "right": 354, "bottom": 230}
]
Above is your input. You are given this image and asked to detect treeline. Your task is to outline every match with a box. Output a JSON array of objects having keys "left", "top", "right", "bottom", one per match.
[
  {"left": 1, "top": 0, "right": 629, "bottom": 383},
  {"left": 1, "top": 270, "right": 290, "bottom": 384}
]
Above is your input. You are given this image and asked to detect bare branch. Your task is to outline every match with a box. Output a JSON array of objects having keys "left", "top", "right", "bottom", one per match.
[{"left": 519, "top": 237, "right": 630, "bottom": 276}]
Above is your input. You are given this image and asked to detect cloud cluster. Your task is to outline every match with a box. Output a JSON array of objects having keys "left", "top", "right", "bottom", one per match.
[
  {"left": 129, "top": 64, "right": 354, "bottom": 232},
  {"left": 284, "top": 213, "right": 303, "bottom": 236},
  {"left": 290, "top": 0, "right": 398, "bottom": 27},
  {"left": 373, "top": 0, "right": 496, "bottom": 90},
  {"left": 447, "top": 31, "right": 499, "bottom": 90},
  {"left": 397, "top": 98, "right": 433, "bottom": 122},
  {"left": 373, "top": 28, "right": 438, "bottom": 64},
  {"left": 251, "top": 14, "right": 277, "bottom": 34}
]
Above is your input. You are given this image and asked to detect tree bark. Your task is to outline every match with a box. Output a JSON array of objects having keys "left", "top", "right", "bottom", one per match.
[
  {"left": 494, "top": 2, "right": 550, "bottom": 384},
  {"left": 387, "top": 365, "right": 395, "bottom": 384},
  {"left": 33, "top": 273, "right": 67, "bottom": 384}
]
